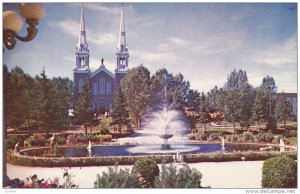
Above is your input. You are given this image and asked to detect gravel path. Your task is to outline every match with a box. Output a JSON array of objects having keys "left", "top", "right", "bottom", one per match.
[{"left": 7, "top": 160, "right": 263, "bottom": 188}]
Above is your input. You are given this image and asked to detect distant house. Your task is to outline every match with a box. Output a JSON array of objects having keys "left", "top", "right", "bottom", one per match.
[{"left": 73, "top": 5, "right": 129, "bottom": 114}]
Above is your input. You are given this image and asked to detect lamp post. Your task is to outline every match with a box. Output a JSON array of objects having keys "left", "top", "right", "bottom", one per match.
[
  {"left": 3, "top": 3, "right": 44, "bottom": 187},
  {"left": 3, "top": 3, "right": 44, "bottom": 50}
]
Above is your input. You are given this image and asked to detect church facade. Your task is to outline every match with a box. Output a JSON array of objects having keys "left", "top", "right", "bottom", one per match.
[{"left": 73, "top": 5, "right": 129, "bottom": 113}]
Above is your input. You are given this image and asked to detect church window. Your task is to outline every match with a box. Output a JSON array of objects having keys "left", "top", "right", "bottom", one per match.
[
  {"left": 100, "top": 79, "right": 105, "bottom": 95},
  {"left": 93, "top": 82, "right": 98, "bottom": 95},
  {"left": 106, "top": 82, "right": 111, "bottom": 95},
  {"left": 78, "top": 78, "right": 83, "bottom": 92}
]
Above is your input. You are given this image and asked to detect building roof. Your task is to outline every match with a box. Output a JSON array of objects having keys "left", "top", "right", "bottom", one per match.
[{"left": 91, "top": 64, "right": 115, "bottom": 79}]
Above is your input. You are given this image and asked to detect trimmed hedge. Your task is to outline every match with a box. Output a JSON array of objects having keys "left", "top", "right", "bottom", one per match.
[{"left": 8, "top": 147, "right": 297, "bottom": 167}]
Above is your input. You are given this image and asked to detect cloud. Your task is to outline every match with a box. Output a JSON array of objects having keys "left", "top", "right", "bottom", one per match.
[
  {"left": 84, "top": 3, "right": 119, "bottom": 15},
  {"left": 132, "top": 49, "right": 177, "bottom": 64},
  {"left": 48, "top": 20, "right": 116, "bottom": 46},
  {"left": 254, "top": 34, "right": 297, "bottom": 68}
]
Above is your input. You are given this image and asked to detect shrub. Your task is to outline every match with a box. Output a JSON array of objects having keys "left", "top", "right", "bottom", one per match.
[
  {"left": 132, "top": 159, "right": 159, "bottom": 188},
  {"left": 100, "top": 128, "right": 110, "bottom": 135},
  {"left": 266, "top": 116, "right": 277, "bottom": 132},
  {"left": 200, "top": 133, "right": 208, "bottom": 140},
  {"left": 99, "top": 135, "right": 112, "bottom": 142},
  {"left": 6, "top": 135, "right": 22, "bottom": 149},
  {"left": 27, "top": 134, "right": 47, "bottom": 147},
  {"left": 55, "top": 135, "right": 67, "bottom": 145},
  {"left": 262, "top": 156, "right": 297, "bottom": 188},
  {"left": 209, "top": 132, "right": 219, "bottom": 140},
  {"left": 188, "top": 134, "right": 196, "bottom": 140},
  {"left": 242, "top": 132, "right": 254, "bottom": 141},
  {"left": 94, "top": 167, "right": 140, "bottom": 188},
  {"left": 155, "top": 163, "right": 203, "bottom": 188}
]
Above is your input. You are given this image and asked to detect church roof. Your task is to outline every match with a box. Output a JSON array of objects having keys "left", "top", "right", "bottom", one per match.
[{"left": 91, "top": 64, "right": 115, "bottom": 79}]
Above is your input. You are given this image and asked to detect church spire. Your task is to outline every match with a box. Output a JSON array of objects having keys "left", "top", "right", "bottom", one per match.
[
  {"left": 117, "top": 4, "right": 127, "bottom": 52},
  {"left": 77, "top": 4, "right": 88, "bottom": 51},
  {"left": 74, "top": 3, "right": 89, "bottom": 71}
]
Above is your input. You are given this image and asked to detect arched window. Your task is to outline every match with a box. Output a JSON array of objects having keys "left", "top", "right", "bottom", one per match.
[
  {"left": 106, "top": 82, "right": 111, "bottom": 95},
  {"left": 100, "top": 79, "right": 105, "bottom": 95},
  {"left": 93, "top": 82, "right": 98, "bottom": 95},
  {"left": 78, "top": 78, "right": 83, "bottom": 92}
]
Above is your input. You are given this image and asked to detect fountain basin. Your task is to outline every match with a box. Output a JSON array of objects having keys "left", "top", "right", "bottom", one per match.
[
  {"left": 11, "top": 143, "right": 297, "bottom": 167},
  {"left": 159, "top": 134, "right": 173, "bottom": 139}
]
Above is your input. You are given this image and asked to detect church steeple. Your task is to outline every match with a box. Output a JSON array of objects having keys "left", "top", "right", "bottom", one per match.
[
  {"left": 74, "top": 3, "right": 89, "bottom": 71},
  {"left": 117, "top": 4, "right": 126, "bottom": 52},
  {"left": 77, "top": 4, "right": 88, "bottom": 51},
  {"left": 116, "top": 3, "right": 129, "bottom": 71},
  {"left": 115, "top": 4, "right": 129, "bottom": 90}
]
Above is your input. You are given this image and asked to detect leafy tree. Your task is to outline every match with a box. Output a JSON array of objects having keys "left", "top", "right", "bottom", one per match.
[
  {"left": 185, "top": 89, "right": 201, "bottom": 111},
  {"left": 94, "top": 167, "right": 140, "bottom": 188},
  {"left": 111, "top": 87, "right": 129, "bottom": 133},
  {"left": 260, "top": 75, "right": 277, "bottom": 117},
  {"left": 276, "top": 93, "right": 293, "bottom": 127},
  {"left": 207, "top": 86, "right": 226, "bottom": 112},
  {"left": 121, "top": 65, "right": 152, "bottom": 127},
  {"left": 224, "top": 69, "right": 250, "bottom": 91},
  {"left": 73, "top": 83, "right": 94, "bottom": 135},
  {"left": 4, "top": 66, "right": 35, "bottom": 129},
  {"left": 198, "top": 92, "right": 210, "bottom": 132},
  {"left": 251, "top": 90, "right": 268, "bottom": 130},
  {"left": 150, "top": 68, "right": 172, "bottom": 109},
  {"left": 168, "top": 73, "right": 190, "bottom": 110},
  {"left": 132, "top": 159, "right": 159, "bottom": 188},
  {"left": 224, "top": 88, "right": 242, "bottom": 130},
  {"left": 155, "top": 163, "right": 203, "bottom": 188},
  {"left": 262, "top": 156, "right": 297, "bottom": 188}
]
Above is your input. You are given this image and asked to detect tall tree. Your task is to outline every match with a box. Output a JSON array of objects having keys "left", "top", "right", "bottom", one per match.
[
  {"left": 224, "top": 88, "right": 242, "bottom": 130},
  {"left": 34, "top": 69, "right": 55, "bottom": 133},
  {"left": 111, "top": 87, "right": 129, "bottom": 133},
  {"left": 51, "top": 77, "right": 72, "bottom": 130},
  {"left": 207, "top": 86, "right": 226, "bottom": 112},
  {"left": 251, "top": 90, "right": 269, "bottom": 130},
  {"left": 198, "top": 92, "right": 209, "bottom": 133},
  {"left": 121, "top": 65, "right": 152, "bottom": 127},
  {"left": 168, "top": 73, "right": 190, "bottom": 110},
  {"left": 73, "top": 82, "right": 94, "bottom": 135},
  {"left": 260, "top": 75, "right": 277, "bottom": 117},
  {"left": 276, "top": 93, "right": 293, "bottom": 127}
]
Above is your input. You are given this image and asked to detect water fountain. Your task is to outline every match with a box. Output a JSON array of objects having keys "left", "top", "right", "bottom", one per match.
[
  {"left": 220, "top": 136, "right": 225, "bottom": 152},
  {"left": 159, "top": 107, "right": 174, "bottom": 150},
  {"left": 87, "top": 141, "right": 92, "bottom": 157},
  {"left": 279, "top": 138, "right": 285, "bottom": 152}
]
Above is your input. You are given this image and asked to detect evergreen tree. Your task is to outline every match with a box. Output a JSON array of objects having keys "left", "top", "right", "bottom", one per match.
[
  {"left": 276, "top": 93, "right": 293, "bottom": 127},
  {"left": 34, "top": 69, "right": 55, "bottom": 133},
  {"left": 51, "top": 77, "right": 72, "bottom": 130},
  {"left": 111, "top": 87, "right": 129, "bottom": 133},
  {"left": 73, "top": 82, "right": 94, "bottom": 135},
  {"left": 198, "top": 92, "right": 209, "bottom": 132},
  {"left": 260, "top": 75, "right": 277, "bottom": 117},
  {"left": 251, "top": 90, "right": 269, "bottom": 129}
]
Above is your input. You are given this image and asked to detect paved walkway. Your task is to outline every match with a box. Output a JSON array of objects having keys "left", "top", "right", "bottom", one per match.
[{"left": 7, "top": 160, "right": 263, "bottom": 188}]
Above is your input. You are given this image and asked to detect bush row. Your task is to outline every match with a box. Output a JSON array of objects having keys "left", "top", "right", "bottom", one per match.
[{"left": 8, "top": 149, "right": 296, "bottom": 167}]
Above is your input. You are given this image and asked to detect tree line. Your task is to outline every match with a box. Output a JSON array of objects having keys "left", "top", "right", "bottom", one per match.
[
  {"left": 4, "top": 65, "right": 294, "bottom": 133},
  {"left": 112, "top": 66, "right": 294, "bottom": 132},
  {"left": 3, "top": 65, "right": 72, "bottom": 133}
]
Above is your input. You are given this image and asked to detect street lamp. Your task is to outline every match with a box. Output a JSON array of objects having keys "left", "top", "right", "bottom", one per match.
[{"left": 3, "top": 3, "right": 44, "bottom": 50}]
